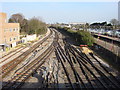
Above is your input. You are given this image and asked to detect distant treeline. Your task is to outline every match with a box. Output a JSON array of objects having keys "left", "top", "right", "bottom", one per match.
[{"left": 51, "top": 26, "right": 94, "bottom": 46}]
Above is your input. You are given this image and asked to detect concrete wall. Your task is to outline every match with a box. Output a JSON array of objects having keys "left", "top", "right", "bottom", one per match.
[
  {"left": 94, "top": 38, "right": 120, "bottom": 58},
  {"left": 12, "top": 42, "right": 17, "bottom": 47},
  {"left": 26, "top": 34, "right": 37, "bottom": 41},
  {"left": 22, "top": 34, "right": 37, "bottom": 43}
]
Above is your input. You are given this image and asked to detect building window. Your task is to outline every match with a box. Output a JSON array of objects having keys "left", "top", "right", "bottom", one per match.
[
  {"left": 4, "top": 29, "right": 8, "bottom": 32},
  {"left": 5, "top": 19, "right": 7, "bottom": 23},
  {"left": 16, "top": 36, "right": 18, "bottom": 40},
  {"left": 4, "top": 29, "right": 6, "bottom": 32},
  {"left": 10, "top": 38, "right": 12, "bottom": 41},
  {"left": 10, "top": 28, "right": 12, "bottom": 32},
  {"left": 17, "top": 28, "right": 19, "bottom": 31},
  {"left": 13, "top": 28, "right": 15, "bottom": 31},
  {"left": 4, "top": 39, "right": 6, "bottom": 43},
  {"left": 14, "top": 37, "right": 16, "bottom": 40},
  {"left": 14, "top": 28, "right": 17, "bottom": 31}
]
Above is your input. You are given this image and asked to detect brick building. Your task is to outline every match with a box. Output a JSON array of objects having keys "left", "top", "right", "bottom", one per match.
[{"left": 0, "top": 12, "right": 20, "bottom": 51}]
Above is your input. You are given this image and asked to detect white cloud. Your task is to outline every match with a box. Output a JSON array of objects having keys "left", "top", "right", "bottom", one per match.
[{"left": 1, "top": 0, "right": 120, "bottom": 2}]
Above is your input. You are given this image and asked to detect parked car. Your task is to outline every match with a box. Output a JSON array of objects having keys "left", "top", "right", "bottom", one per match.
[
  {"left": 105, "top": 30, "right": 113, "bottom": 36},
  {"left": 115, "top": 30, "right": 120, "bottom": 38}
]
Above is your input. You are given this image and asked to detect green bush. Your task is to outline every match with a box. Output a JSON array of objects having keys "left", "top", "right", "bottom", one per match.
[
  {"left": 77, "top": 30, "right": 94, "bottom": 46},
  {"left": 53, "top": 26, "right": 94, "bottom": 46},
  {"left": 28, "top": 17, "right": 47, "bottom": 35}
]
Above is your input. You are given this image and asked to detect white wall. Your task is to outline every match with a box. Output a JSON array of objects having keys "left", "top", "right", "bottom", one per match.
[
  {"left": 21, "top": 34, "right": 37, "bottom": 43},
  {"left": 12, "top": 42, "right": 16, "bottom": 47},
  {"left": 26, "top": 34, "right": 37, "bottom": 41}
]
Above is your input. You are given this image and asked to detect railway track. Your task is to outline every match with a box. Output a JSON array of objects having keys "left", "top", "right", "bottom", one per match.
[
  {"left": 2, "top": 29, "right": 59, "bottom": 89},
  {"left": 0, "top": 46, "right": 27, "bottom": 64},
  {"left": 55, "top": 48, "right": 74, "bottom": 89},
  {"left": 54, "top": 34, "right": 120, "bottom": 89},
  {"left": 89, "top": 53, "right": 120, "bottom": 84},
  {"left": 2, "top": 28, "right": 120, "bottom": 89},
  {"left": 0, "top": 46, "right": 24, "bottom": 59},
  {"left": 68, "top": 42, "right": 120, "bottom": 88},
  {"left": 1, "top": 29, "right": 53, "bottom": 78}
]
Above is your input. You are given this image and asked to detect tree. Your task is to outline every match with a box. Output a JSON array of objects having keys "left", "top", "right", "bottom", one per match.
[
  {"left": 54, "top": 26, "right": 94, "bottom": 46},
  {"left": 100, "top": 22, "right": 107, "bottom": 26},
  {"left": 110, "top": 19, "right": 119, "bottom": 30},
  {"left": 9, "top": 13, "right": 28, "bottom": 34},
  {"left": 110, "top": 19, "right": 119, "bottom": 26},
  {"left": 9, "top": 13, "right": 24, "bottom": 23},
  {"left": 77, "top": 30, "right": 94, "bottom": 46},
  {"left": 85, "top": 23, "right": 90, "bottom": 30},
  {"left": 28, "top": 17, "right": 47, "bottom": 35},
  {"left": 21, "top": 19, "right": 28, "bottom": 34},
  {"left": 90, "top": 22, "right": 100, "bottom": 29}
]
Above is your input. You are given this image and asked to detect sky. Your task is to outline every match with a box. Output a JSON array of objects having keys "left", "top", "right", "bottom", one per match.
[
  {"left": 0, "top": 1, "right": 119, "bottom": 24},
  {"left": 0, "top": 0, "right": 120, "bottom": 2}
]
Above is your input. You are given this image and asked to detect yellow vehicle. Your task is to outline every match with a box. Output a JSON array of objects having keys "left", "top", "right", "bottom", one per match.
[{"left": 80, "top": 45, "right": 93, "bottom": 54}]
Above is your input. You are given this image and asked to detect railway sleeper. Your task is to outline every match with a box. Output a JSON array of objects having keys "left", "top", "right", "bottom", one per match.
[
  {"left": 86, "top": 65, "right": 117, "bottom": 88},
  {"left": 90, "top": 53, "right": 120, "bottom": 85},
  {"left": 68, "top": 45, "right": 108, "bottom": 88},
  {"left": 78, "top": 56, "right": 106, "bottom": 88},
  {"left": 55, "top": 48, "right": 74, "bottom": 89},
  {"left": 83, "top": 53, "right": 120, "bottom": 88},
  {"left": 2, "top": 32, "right": 53, "bottom": 77},
  {"left": 92, "top": 65, "right": 119, "bottom": 88}
]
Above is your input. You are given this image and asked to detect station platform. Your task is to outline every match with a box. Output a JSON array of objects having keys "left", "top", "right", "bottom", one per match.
[{"left": 93, "top": 34, "right": 120, "bottom": 44}]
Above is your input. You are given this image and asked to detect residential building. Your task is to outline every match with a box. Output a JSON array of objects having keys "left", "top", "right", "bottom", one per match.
[{"left": 0, "top": 12, "right": 20, "bottom": 51}]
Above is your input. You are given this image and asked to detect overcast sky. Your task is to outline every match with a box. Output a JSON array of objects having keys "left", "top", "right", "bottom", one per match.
[{"left": 0, "top": 1, "right": 119, "bottom": 24}]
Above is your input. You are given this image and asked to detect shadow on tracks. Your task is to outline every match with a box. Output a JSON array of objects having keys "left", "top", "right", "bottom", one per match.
[
  {"left": 91, "top": 44, "right": 120, "bottom": 72},
  {"left": 55, "top": 28, "right": 120, "bottom": 73},
  {"left": 2, "top": 75, "right": 120, "bottom": 89}
]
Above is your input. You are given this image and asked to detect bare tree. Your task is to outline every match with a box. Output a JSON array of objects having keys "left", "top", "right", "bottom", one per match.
[
  {"left": 110, "top": 19, "right": 119, "bottom": 25},
  {"left": 110, "top": 19, "right": 119, "bottom": 29},
  {"left": 9, "top": 13, "right": 28, "bottom": 34},
  {"left": 9, "top": 13, "right": 24, "bottom": 23}
]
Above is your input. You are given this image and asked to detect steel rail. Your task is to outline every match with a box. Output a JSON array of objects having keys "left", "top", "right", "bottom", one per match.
[
  {"left": 2, "top": 29, "right": 59, "bottom": 89},
  {"left": 1, "top": 29, "right": 53, "bottom": 78}
]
